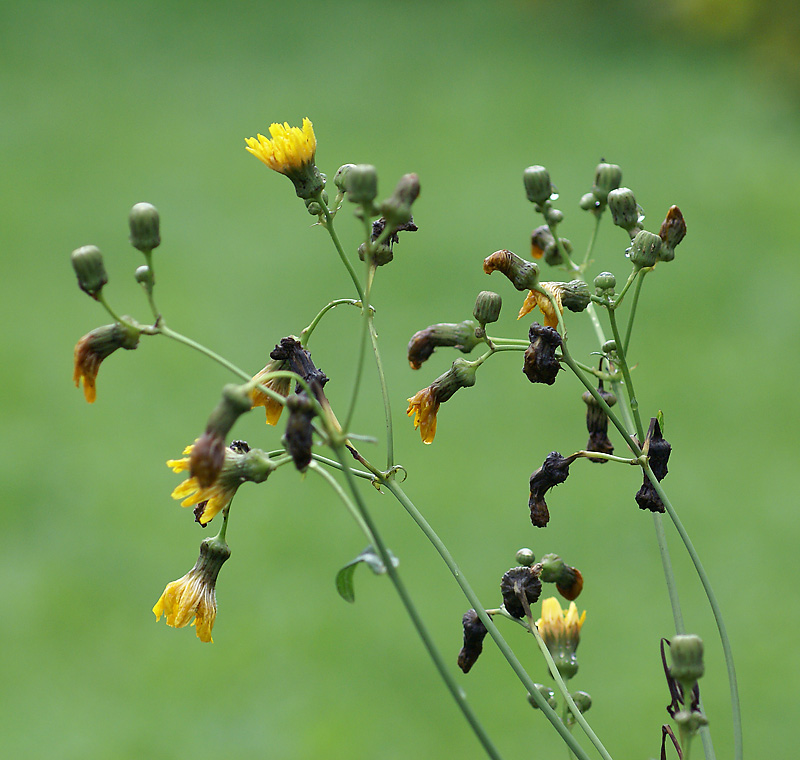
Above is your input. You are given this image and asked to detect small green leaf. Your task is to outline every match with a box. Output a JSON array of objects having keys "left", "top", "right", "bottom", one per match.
[{"left": 335, "top": 545, "right": 400, "bottom": 603}]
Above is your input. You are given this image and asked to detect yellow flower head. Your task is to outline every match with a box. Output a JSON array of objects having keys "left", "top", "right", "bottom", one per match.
[
  {"left": 537, "top": 597, "right": 585, "bottom": 650},
  {"left": 245, "top": 118, "right": 324, "bottom": 200},
  {"left": 517, "top": 283, "right": 563, "bottom": 329},
  {"left": 167, "top": 441, "right": 275, "bottom": 525},
  {"left": 250, "top": 361, "right": 292, "bottom": 426},
  {"left": 153, "top": 536, "right": 230, "bottom": 643},
  {"left": 407, "top": 386, "right": 440, "bottom": 444}
]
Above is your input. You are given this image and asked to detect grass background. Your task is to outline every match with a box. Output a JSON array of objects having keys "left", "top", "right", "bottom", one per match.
[{"left": 3, "top": 0, "right": 799, "bottom": 757}]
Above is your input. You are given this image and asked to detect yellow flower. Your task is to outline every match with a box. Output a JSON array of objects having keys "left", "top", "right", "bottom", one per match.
[
  {"left": 245, "top": 118, "right": 324, "bottom": 200},
  {"left": 73, "top": 323, "right": 140, "bottom": 403},
  {"left": 250, "top": 361, "right": 291, "bottom": 426},
  {"left": 407, "top": 386, "right": 440, "bottom": 444},
  {"left": 153, "top": 536, "right": 230, "bottom": 643},
  {"left": 536, "top": 596, "right": 586, "bottom": 680},
  {"left": 517, "top": 283, "right": 563, "bottom": 329}
]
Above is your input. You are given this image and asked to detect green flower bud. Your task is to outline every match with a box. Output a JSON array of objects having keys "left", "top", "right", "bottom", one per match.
[
  {"left": 554, "top": 280, "right": 590, "bottom": 313},
  {"left": 607, "top": 188, "right": 641, "bottom": 236},
  {"left": 334, "top": 164, "right": 356, "bottom": 192},
  {"left": 579, "top": 192, "right": 599, "bottom": 211},
  {"left": 515, "top": 548, "right": 536, "bottom": 567},
  {"left": 528, "top": 684, "right": 557, "bottom": 710},
  {"left": 71, "top": 245, "right": 108, "bottom": 299},
  {"left": 379, "top": 173, "right": 420, "bottom": 230},
  {"left": 345, "top": 164, "right": 379, "bottom": 204},
  {"left": 539, "top": 553, "right": 565, "bottom": 583},
  {"left": 602, "top": 339, "right": 616, "bottom": 354},
  {"left": 128, "top": 202, "right": 161, "bottom": 253},
  {"left": 669, "top": 634, "right": 704, "bottom": 684},
  {"left": 473, "top": 291, "right": 502, "bottom": 326},
  {"left": 592, "top": 162, "right": 622, "bottom": 204},
  {"left": 306, "top": 201, "right": 322, "bottom": 215},
  {"left": 570, "top": 690, "right": 592, "bottom": 714},
  {"left": 523, "top": 165, "right": 553, "bottom": 205},
  {"left": 593, "top": 271, "right": 616, "bottom": 293},
  {"left": 134, "top": 265, "right": 152, "bottom": 286},
  {"left": 545, "top": 207, "right": 564, "bottom": 226},
  {"left": 628, "top": 229, "right": 663, "bottom": 268}
]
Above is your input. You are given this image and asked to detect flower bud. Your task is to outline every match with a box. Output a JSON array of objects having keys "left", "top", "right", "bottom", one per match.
[
  {"left": 129, "top": 202, "right": 161, "bottom": 252},
  {"left": 523, "top": 165, "right": 553, "bottom": 205},
  {"left": 628, "top": 229, "right": 662, "bottom": 268},
  {"left": 592, "top": 162, "right": 622, "bottom": 204},
  {"left": 71, "top": 245, "right": 108, "bottom": 299},
  {"left": 580, "top": 192, "right": 600, "bottom": 211},
  {"left": 334, "top": 163, "right": 356, "bottom": 192},
  {"left": 593, "top": 272, "right": 616, "bottom": 293},
  {"left": 345, "top": 164, "right": 379, "bottom": 204},
  {"left": 553, "top": 280, "right": 590, "bottom": 313},
  {"left": 607, "top": 187, "right": 641, "bottom": 236},
  {"left": 515, "top": 548, "right": 536, "bottom": 567},
  {"left": 570, "top": 691, "right": 592, "bottom": 715},
  {"left": 407, "top": 320, "right": 481, "bottom": 369},
  {"left": 537, "top": 597, "right": 585, "bottom": 681},
  {"left": 528, "top": 684, "right": 557, "bottom": 710},
  {"left": 545, "top": 207, "right": 564, "bottom": 226},
  {"left": 457, "top": 609, "right": 489, "bottom": 674},
  {"left": 602, "top": 339, "right": 616, "bottom": 354},
  {"left": 539, "top": 553, "right": 584, "bottom": 600},
  {"left": 483, "top": 249, "right": 539, "bottom": 291},
  {"left": 473, "top": 291, "right": 502, "bottom": 326},
  {"left": 380, "top": 173, "right": 420, "bottom": 230},
  {"left": 500, "top": 565, "right": 542, "bottom": 619},
  {"left": 658, "top": 205, "right": 686, "bottom": 262},
  {"left": 669, "top": 634, "right": 705, "bottom": 684},
  {"left": 530, "top": 225, "right": 572, "bottom": 266},
  {"left": 135, "top": 265, "right": 154, "bottom": 289}
]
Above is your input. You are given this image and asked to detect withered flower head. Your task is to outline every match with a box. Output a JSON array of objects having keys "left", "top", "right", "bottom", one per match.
[
  {"left": 73, "top": 321, "right": 141, "bottom": 403},
  {"left": 529, "top": 225, "right": 573, "bottom": 266},
  {"left": 500, "top": 565, "right": 543, "bottom": 619},
  {"left": 483, "top": 249, "right": 540, "bottom": 291},
  {"left": 250, "top": 356, "right": 292, "bottom": 426},
  {"left": 658, "top": 205, "right": 686, "bottom": 262},
  {"left": 379, "top": 173, "right": 421, "bottom": 232},
  {"left": 363, "top": 216, "right": 419, "bottom": 266},
  {"left": 522, "top": 322, "right": 562, "bottom": 385},
  {"left": 517, "top": 283, "right": 563, "bottom": 329},
  {"left": 635, "top": 418, "right": 672, "bottom": 513},
  {"left": 407, "top": 320, "right": 480, "bottom": 370},
  {"left": 406, "top": 358, "right": 477, "bottom": 444},
  {"left": 283, "top": 393, "right": 317, "bottom": 471},
  {"left": 152, "top": 535, "right": 231, "bottom": 643},
  {"left": 529, "top": 451, "right": 577, "bottom": 527},
  {"left": 539, "top": 553, "right": 584, "bottom": 601},
  {"left": 168, "top": 441, "right": 275, "bottom": 525},
  {"left": 582, "top": 383, "right": 617, "bottom": 461},
  {"left": 457, "top": 609, "right": 489, "bottom": 674}
]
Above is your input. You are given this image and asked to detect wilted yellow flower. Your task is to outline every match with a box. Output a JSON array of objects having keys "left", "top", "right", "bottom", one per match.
[
  {"left": 167, "top": 441, "right": 275, "bottom": 525},
  {"left": 245, "top": 119, "right": 324, "bottom": 200},
  {"left": 250, "top": 361, "right": 291, "bottom": 426},
  {"left": 517, "top": 283, "right": 563, "bottom": 328},
  {"left": 153, "top": 536, "right": 230, "bottom": 643},
  {"left": 536, "top": 596, "right": 586, "bottom": 680},
  {"left": 73, "top": 323, "right": 140, "bottom": 403},
  {"left": 407, "top": 386, "right": 439, "bottom": 444}
]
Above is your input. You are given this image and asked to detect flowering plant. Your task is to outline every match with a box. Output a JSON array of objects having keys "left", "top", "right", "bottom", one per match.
[{"left": 70, "top": 120, "right": 740, "bottom": 760}]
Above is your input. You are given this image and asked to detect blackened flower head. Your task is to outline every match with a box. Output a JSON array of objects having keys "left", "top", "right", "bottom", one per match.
[
  {"left": 73, "top": 322, "right": 140, "bottom": 403},
  {"left": 522, "top": 322, "right": 562, "bottom": 385},
  {"left": 407, "top": 320, "right": 480, "bottom": 370},
  {"left": 283, "top": 393, "right": 317, "bottom": 471},
  {"left": 500, "top": 565, "right": 543, "bottom": 619},
  {"left": 457, "top": 609, "right": 489, "bottom": 674},
  {"left": 152, "top": 535, "right": 231, "bottom": 643},
  {"left": 582, "top": 384, "right": 617, "bottom": 461},
  {"left": 529, "top": 452, "right": 577, "bottom": 527},
  {"left": 635, "top": 418, "right": 671, "bottom": 513}
]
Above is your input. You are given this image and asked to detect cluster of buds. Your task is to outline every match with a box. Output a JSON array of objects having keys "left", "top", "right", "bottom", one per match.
[
  {"left": 580, "top": 161, "right": 623, "bottom": 216},
  {"left": 523, "top": 165, "right": 563, "bottom": 228},
  {"left": 530, "top": 224, "right": 573, "bottom": 266},
  {"left": 608, "top": 187, "right": 644, "bottom": 238}
]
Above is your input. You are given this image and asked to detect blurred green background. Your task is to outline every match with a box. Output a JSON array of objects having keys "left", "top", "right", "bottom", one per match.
[{"left": 4, "top": 0, "right": 799, "bottom": 757}]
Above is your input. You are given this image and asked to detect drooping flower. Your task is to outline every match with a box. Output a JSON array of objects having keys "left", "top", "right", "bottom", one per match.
[
  {"left": 167, "top": 441, "right": 275, "bottom": 525},
  {"left": 153, "top": 535, "right": 231, "bottom": 643},
  {"left": 73, "top": 322, "right": 140, "bottom": 403},
  {"left": 245, "top": 118, "right": 324, "bottom": 199},
  {"left": 528, "top": 451, "right": 577, "bottom": 527},
  {"left": 517, "top": 283, "right": 563, "bottom": 328},
  {"left": 457, "top": 609, "right": 489, "bottom": 674},
  {"left": 250, "top": 358, "right": 292, "bottom": 425},
  {"left": 536, "top": 597, "right": 586, "bottom": 680}
]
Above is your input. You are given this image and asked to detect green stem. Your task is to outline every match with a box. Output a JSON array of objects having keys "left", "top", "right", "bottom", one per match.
[
  {"left": 605, "top": 308, "right": 645, "bottom": 441},
  {"left": 317, "top": 192, "right": 366, "bottom": 304},
  {"left": 141, "top": 250, "right": 161, "bottom": 322},
  {"left": 368, "top": 318, "right": 395, "bottom": 472},
  {"left": 300, "top": 298, "right": 363, "bottom": 347},
  {"left": 622, "top": 269, "right": 647, "bottom": 354},
  {"left": 645, "top": 465, "right": 741, "bottom": 760},
  {"left": 309, "top": 460, "right": 373, "bottom": 542},
  {"left": 384, "top": 481, "right": 605, "bottom": 760},
  {"left": 158, "top": 324, "right": 252, "bottom": 383},
  {"left": 343, "top": 260, "right": 373, "bottom": 433},
  {"left": 329, "top": 445, "right": 507, "bottom": 760},
  {"left": 580, "top": 215, "right": 602, "bottom": 270}
]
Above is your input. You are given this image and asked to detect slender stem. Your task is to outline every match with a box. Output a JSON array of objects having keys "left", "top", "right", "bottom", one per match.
[
  {"left": 300, "top": 298, "right": 363, "bottom": 347},
  {"left": 645, "top": 465, "right": 741, "bottom": 760},
  {"left": 141, "top": 250, "right": 161, "bottom": 322},
  {"left": 343, "top": 259, "right": 373, "bottom": 432},
  {"left": 368, "top": 319, "right": 395, "bottom": 472},
  {"left": 606, "top": 309, "right": 645, "bottom": 441},
  {"left": 158, "top": 324, "right": 252, "bottom": 382},
  {"left": 330, "top": 445, "right": 507, "bottom": 760},
  {"left": 651, "top": 513, "right": 685, "bottom": 634},
  {"left": 317, "top": 192, "right": 366, "bottom": 304},
  {"left": 622, "top": 270, "right": 647, "bottom": 354},
  {"left": 309, "top": 461, "right": 373, "bottom": 542},
  {"left": 384, "top": 481, "right": 605, "bottom": 760}
]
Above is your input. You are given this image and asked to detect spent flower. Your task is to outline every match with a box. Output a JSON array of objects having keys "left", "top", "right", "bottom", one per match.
[{"left": 73, "top": 321, "right": 141, "bottom": 403}]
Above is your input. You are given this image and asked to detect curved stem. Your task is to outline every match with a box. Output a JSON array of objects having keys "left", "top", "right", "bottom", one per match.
[
  {"left": 309, "top": 460, "right": 373, "bottom": 542},
  {"left": 317, "top": 192, "right": 366, "bottom": 304},
  {"left": 330, "top": 444, "right": 507, "bottom": 760},
  {"left": 368, "top": 318, "right": 395, "bottom": 472},
  {"left": 300, "top": 298, "right": 363, "bottom": 347},
  {"left": 605, "top": 309, "right": 645, "bottom": 441},
  {"left": 384, "top": 481, "right": 606, "bottom": 760}
]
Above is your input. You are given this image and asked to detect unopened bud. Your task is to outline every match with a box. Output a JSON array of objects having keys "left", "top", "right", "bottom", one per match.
[
  {"left": 570, "top": 690, "right": 592, "bottom": 714},
  {"left": 607, "top": 188, "right": 641, "bottom": 236},
  {"left": 592, "top": 162, "right": 622, "bottom": 204},
  {"left": 629, "top": 229, "right": 663, "bottom": 268},
  {"left": 334, "top": 164, "right": 356, "bottom": 192},
  {"left": 515, "top": 548, "right": 536, "bottom": 566},
  {"left": 129, "top": 202, "right": 161, "bottom": 252},
  {"left": 658, "top": 205, "right": 686, "bottom": 262},
  {"left": 669, "top": 634, "right": 704, "bottom": 684},
  {"left": 554, "top": 280, "right": 590, "bottom": 313},
  {"left": 594, "top": 271, "right": 616, "bottom": 293},
  {"left": 580, "top": 192, "right": 600, "bottom": 211},
  {"left": 528, "top": 684, "right": 557, "bottom": 710},
  {"left": 71, "top": 245, "right": 108, "bottom": 299},
  {"left": 380, "top": 173, "right": 420, "bottom": 230},
  {"left": 523, "top": 165, "right": 553, "bottom": 205},
  {"left": 407, "top": 320, "right": 481, "bottom": 369},
  {"left": 545, "top": 207, "right": 564, "bottom": 226},
  {"left": 135, "top": 265, "right": 153, "bottom": 288},
  {"left": 345, "top": 164, "right": 379, "bottom": 204},
  {"left": 473, "top": 291, "right": 502, "bottom": 326}
]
